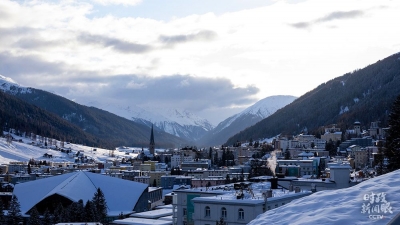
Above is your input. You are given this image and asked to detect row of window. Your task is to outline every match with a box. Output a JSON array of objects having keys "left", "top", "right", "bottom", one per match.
[{"left": 204, "top": 206, "right": 244, "bottom": 220}]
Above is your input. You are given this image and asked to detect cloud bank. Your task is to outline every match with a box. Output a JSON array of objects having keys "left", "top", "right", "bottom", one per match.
[{"left": 1, "top": 0, "right": 400, "bottom": 123}]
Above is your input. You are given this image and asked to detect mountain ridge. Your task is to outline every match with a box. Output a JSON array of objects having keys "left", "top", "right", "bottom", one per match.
[
  {"left": 225, "top": 52, "right": 400, "bottom": 145},
  {"left": 87, "top": 102, "right": 214, "bottom": 142},
  {"left": 0, "top": 76, "right": 188, "bottom": 148},
  {"left": 198, "top": 95, "right": 297, "bottom": 146}
]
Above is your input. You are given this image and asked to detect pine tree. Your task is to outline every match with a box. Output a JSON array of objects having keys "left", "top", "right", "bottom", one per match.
[
  {"left": 375, "top": 141, "right": 386, "bottom": 175},
  {"left": 384, "top": 94, "right": 400, "bottom": 172},
  {"left": 43, "top": 208, "right": 52, "bottom": 225},
  {"left": 28, "top": 207, "right": 41, "bottom": 225},
  {"left": 7, "top": 195, "right": 22, "bottom": 225},
  {"left": 0, "top": 198, "right": 6, "bottom": 224},
  {"left": 84, "top": 200, "right": 96, "bottom": 222},
  {"left": 28, "top": 163, "right": 32, "bottom": 174},
  {"left": 67, "top": 202, "right": 78, "bottom": 222},
  {"left": 92, "top": 188, "right": 108, "bottom": 224},
  {"left": 76, "top": 199, "right": 85, "bottom": 222},
  {"left": 53, "top": 202, "right": 65, "bottom": 224}
]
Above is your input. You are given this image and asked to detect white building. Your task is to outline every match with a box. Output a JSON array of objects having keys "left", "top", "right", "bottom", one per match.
[{"left": 172, "top": 182, "right": 311, "bottom": 225}]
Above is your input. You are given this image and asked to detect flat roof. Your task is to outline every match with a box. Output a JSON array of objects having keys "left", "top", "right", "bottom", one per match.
[
  {"left": 155, "top": 205, "right": 173, "bottom": 209},
  {"left": 130, "top": 208, "right": 172, "bottom": 219},
  {"left": 112, "top": 218, "right": 172, "bottom": 225},
  {"left": 158, "top": 215, "right": 173, "bottom": 221}
]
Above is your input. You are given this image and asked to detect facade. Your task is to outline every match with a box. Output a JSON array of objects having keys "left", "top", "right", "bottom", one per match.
[
  {"left": 277, "top": 159, "right": 317, "bottom": 176},
  {"left": 191, "top": 177, "right": 226, "bottom": 188},
  {"left": 149, "top": 171, "right": 169, "bottom": 187},
  {"left": 161, "top": 175, "right": 192, "bottom": 189},
  {"left": 192, "top": 192, "right": 311, "bottom": 225},
  {"left": 354, "top": 149, "right": 368, "bottom": 169},
  {"left": 181, "top": 161, "right": 209, "bottom": 172},
  {"left": 172, "top": 184, "right": 312, "bottom": 225}
]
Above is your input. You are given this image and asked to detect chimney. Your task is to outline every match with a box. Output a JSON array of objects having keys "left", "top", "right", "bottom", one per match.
[{"left": 269, "top": 177, "right": 278, "bottom": 189}]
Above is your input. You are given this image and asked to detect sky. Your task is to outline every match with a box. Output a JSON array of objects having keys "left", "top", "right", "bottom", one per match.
[{"left": 1, "top": 0, "right": 400, "bottom": 125}]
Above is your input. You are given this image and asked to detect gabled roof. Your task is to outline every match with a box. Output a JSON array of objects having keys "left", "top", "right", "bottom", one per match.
[{"left": 13, "top": 171, "right": 148, "bottom": 215}]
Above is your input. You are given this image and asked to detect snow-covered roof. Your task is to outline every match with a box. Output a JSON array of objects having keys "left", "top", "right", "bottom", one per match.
[
  {"left": 13, "top": 171, "right": 148, "bottom": 215},
  {"left": 130, "top": 208, "right": 172, "bottom": 219},
  {"left": 248, "top": 169, "right": 400, "bottom": 225},
  {"left": 111, "top": 217, "right": 172, "bottom": 225}
]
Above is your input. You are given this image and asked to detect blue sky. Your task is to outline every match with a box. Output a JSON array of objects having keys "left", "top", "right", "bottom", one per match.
[
  {"left": 90, "top": 0, "right": 277, "bottom": 21},
  {"left": 1, "top": 0, "right": 400, "bottom": 124}
]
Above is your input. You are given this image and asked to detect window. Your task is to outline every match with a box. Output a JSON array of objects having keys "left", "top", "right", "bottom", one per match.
[
  {"left": 205, "top": 206, "right": 210, "bottom": 217},
  {"left": 238, "top": 208, "right": 244, "bottom": 220},
  {"left": 183, "top": 208, "right": 187, "bottom": 216},
  {"left": 221, "top": 207, "right": 227, "bottom": 218}
]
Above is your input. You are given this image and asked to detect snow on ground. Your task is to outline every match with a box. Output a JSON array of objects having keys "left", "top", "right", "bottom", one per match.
[
  {"left": 248, "top": 169, "right": 400, "bottom": 225},
  {"left": 0, "top": 133, "right": 136, "bottom": 165}
]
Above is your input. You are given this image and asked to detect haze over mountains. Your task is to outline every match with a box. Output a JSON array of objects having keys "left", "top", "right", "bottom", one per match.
[
  {"left": 0, "top": 75, "right": 187, "bottom": 148},
  {"left": 88, "top": 95, "right": 296, "bottom": 145},
  {"left": 1, "top": 52, "right": 400, "bottom": 149},
  {"left": 198, "top": 95, "right": 297, "bottom": 146},
  {"left": 87, "top": 102, "right": 214, "bottom": 143},
  {"left": 0, "top": 74, "right": 295, "bottom": 147}
]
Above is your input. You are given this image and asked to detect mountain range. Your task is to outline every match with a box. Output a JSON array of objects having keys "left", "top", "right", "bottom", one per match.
[
  {"left": 90, "top": 96, "right": 296, "bottom": 146},
  {"left": 0, "top": 75, "right": 188, "bottom": 149},
  {"left": 225, "top": 52, "right": 400, "bottom": 145},
  {"left": 2, "top": 52, "right": 400, "bottom": 149},
  {"left": 87, "top": 102, "right": 214, "bottom": 143},
  {"left": 197, "top": 95, "right": 297, "bottom": 146}
]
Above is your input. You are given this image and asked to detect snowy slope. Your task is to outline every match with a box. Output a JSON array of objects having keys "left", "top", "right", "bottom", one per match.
[
  {"left": 248, "top": 170, "right": 400, "bottom": 225},
  {"left": 198, "top": 95, "right": 296, "bottom": 146},
  {"left": 220, "top": 95, "right": 297, "bottom": 131},
  {"left": 0, "top": 74, "right": 32, "bottom": 94},
  {"left": 0, "top": 133, "right": 131, "bottom": 165},
  {"left": 91, "top": 102, "right": 214, "bottom": 142}
]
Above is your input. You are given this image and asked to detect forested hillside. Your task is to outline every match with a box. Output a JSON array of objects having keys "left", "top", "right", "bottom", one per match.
[
  {"left": 1, "top": 89, "right": 187, "bottom": 148},
  {"left": 0, "top": 91, "right": 105, "bottom": 147},
  {"left": 226, "top": 52, "right": 400, "bottom": 145}
]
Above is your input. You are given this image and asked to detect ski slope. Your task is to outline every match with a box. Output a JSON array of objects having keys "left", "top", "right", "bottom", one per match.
[{"left": 0, "top": 133, "right": 138, "bottom": 165}]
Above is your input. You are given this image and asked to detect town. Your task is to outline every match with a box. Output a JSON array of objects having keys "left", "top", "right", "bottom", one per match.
[{"left": 0, "top": 120, "right": 389, "bottom": 225}]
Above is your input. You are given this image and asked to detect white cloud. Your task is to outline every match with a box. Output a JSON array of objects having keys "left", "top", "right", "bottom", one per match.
[
  {"left": 92, "top": 0, "right": 142, "bottom": 6},
  {"left": 1, "top": 0, "right": 400, "bottom": 122}
]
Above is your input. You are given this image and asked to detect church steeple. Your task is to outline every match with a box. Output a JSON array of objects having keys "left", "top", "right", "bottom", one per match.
[{"left": 149, "top": 124, "right": 155, "bottom": 155}]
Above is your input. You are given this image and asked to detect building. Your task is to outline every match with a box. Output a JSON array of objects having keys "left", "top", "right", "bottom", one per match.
[
  {"left": 13, "top": 171, "right": 149, "bottom": 218},
  {"left": 150, "top": 124, "right": 155, "bottom": 155},
  {"left": 172, "top": 182, "right": 311, "bottom": 225},
  {"left": 277, "top": 159, "right": 318, "bottom": 177},
  {"left": 321, "top": 124, "right": 342, "bottom": 142},
  {"left": 181, "top": 160, "right": 210, "bottom": 172},
  {"left": 354, "top": 148, "right": 369, "bottom": 169},
  {"left": 161, "top": 175, "right": 192, "bottom": 189},
  {"left": 191, "top": 177, "right": 226, "bottom": 188}
]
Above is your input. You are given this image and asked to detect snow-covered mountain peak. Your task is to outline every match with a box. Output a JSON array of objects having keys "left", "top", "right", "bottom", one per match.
[
  {"left": 88, "top": 103, "right": 214, "bottom": 141},
  {"left": 220, "top": 95, "right": 297, "bottom": 130},
  {"left": 161, "top": 108, "right": 214, "bottom": 130},
  {"left": 241, "top": 95, "right": 297, "bottom": 117},
  {"left": 0, "top": 74, "right": 32, "bottom": 94}
]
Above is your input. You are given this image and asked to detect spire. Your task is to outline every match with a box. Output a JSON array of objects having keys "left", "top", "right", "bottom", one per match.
[
  {"left": 150, "top": 124, "right": 155, "bottom": 145},
  {"left": 149, "top": 124, "right": 155, "bottom": 155}
]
